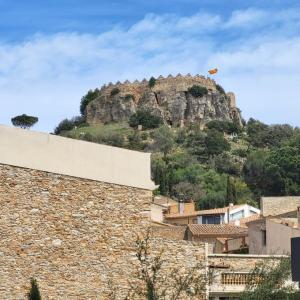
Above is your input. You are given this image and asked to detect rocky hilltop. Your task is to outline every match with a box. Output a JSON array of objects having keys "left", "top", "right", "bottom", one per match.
[{"left": 86, "top": 74, "right": 242, "bottom": 127}]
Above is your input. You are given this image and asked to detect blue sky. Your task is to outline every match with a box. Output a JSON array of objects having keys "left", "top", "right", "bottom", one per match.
[{"left": 1, "top": 0, "right": 300, "bottom": 132}]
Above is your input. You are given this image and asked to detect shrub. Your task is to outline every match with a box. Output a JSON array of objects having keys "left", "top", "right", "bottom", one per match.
[
  {"left": 54, "top": 116, "right": 86, "bottom": 135},
  {"left": 148, "top": 76, "right": 156, "bottom": 88},
  {"left": 82, "top": 132, "right": 95, "bottom": 142},
  {"left": 140, "top": 132, "right": 149, "bottom": 140},
  {"left": 232, "top": 148, "right": 248, "bottom": 158},
  {"left": 206, "top": 120, "right": 241, "bottom": 134},
  {"left": 110, "top": 87, "right": 120, "bottom": 96},
  {"left": 125, "top": 94, "right": 135, "bottom": 101},
  {"left": 216, "top": 84, "right": 225, "bottom": 94},
  {"left": 96, "top": 132, "right": 125, "bottom": 147},
  {"left": 127, "top": 132, "right": 146, "bottom": 150},
  {"left": 80, "top": 88, "right": 100, "bottom": 116},
  {"left": 129, "top": 110, "right": 163, "bottom": 129},
  {"left": 188, "top": 85, "right": 208, "bottom": 98}
]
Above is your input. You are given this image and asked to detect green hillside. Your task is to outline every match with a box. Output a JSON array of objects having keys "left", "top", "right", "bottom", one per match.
[{"left": 55, "top": 95, "right": 300, "bottom": 210}]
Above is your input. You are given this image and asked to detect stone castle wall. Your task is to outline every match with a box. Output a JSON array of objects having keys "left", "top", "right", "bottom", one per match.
[
  {"left": 100, "top": 74, "right": 217, "bottom": 97},
  {"left": 87, "top": 74, "right": 241, "bottom": 127},
  {"left": 0, "top": 164, "right": 206, "bottom": 299}
]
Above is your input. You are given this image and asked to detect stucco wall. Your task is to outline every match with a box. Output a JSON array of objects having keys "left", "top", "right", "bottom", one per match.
[
  {"left": 266, "top": 219, "right": 300, "bottom": 255},
  {"left": 0, "top": 125, "right": 155, "bottom": 190}
]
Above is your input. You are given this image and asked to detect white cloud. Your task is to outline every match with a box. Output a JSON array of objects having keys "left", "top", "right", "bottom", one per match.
[
  {"left": 0, "top": 9, "right": 300, "bottom": 132},
  {"left": 224, "top": 9, "right": 267, "bottom": 28}
]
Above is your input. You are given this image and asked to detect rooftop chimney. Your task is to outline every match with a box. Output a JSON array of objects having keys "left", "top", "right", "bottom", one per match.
[{"left": 179, "top": 200, "right": 184, "bottom": 214}]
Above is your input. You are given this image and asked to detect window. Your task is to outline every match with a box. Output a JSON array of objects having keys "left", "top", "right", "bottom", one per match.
[
  {"left": 202, "top": 215, "right": 221, "bottom": 224},
  {"left": 262, "top": 229, "right": 267, "bottom": 246},
  {"left": 230, "top": 210, "right": 244, "bottom": 221}
]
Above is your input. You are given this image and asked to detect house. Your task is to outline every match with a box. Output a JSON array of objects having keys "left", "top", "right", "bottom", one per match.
[
  {"left": 187, "top": 224, "right": 248, "bottom": 253},
  {"left": 208, "top": 253, "right": 296, "bottom": 299},
  {"left": 247, "top": 196, "right": 300, "bottom": 255},
  {"left": 164, "top": 202, "right": 260, "bottom": 225}
]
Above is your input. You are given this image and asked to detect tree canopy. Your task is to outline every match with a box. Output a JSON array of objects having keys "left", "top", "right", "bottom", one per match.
[{"left": 11, "top": 114, "right": 38, "bottom": 129}]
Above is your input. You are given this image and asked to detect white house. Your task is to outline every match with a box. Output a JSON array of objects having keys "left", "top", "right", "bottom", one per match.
[{"left": 197, "top": 203, "right": 260, "bottom": 225}]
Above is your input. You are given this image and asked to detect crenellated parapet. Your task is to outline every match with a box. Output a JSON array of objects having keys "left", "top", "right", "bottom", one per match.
[{"left": 98, "top": 73, "right": 217, "bottom": 96}]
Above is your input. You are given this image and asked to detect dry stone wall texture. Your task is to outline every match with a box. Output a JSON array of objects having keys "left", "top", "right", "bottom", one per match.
[{"left": 0, "top": 164, "right": 206, "bottom": 299}]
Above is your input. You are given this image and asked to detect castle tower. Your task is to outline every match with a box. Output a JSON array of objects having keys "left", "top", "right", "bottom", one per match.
[{"left": 226, "top": 92, "right": 236, "bottom": 108}]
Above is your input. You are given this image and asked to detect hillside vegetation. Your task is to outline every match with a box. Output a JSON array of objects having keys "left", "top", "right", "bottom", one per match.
[{"left": 55, "top": 89, "right": 300, "bottom": 210}]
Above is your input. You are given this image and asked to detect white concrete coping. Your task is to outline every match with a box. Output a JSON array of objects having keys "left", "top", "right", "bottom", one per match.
[
  {"left": 0, "top": 125, "right": 156, "bottom": 190},
  {"left": 208, "top": 253, "right": 289, "bottom": 258}
]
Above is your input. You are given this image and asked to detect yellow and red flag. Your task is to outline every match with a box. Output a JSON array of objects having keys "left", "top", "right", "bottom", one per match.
[{"left": 208, "top": 68, "right": 218, "bottom": 75}]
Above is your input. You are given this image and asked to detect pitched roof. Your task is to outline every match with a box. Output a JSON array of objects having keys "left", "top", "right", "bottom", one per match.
[
  {"left": 165, "top": 204, "right": 244, "bottom": 219},
  {"left": 188, "top": 224, "right": 247, "bottom": 238}
]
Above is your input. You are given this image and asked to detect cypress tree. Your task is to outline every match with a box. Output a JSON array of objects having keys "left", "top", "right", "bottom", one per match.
[
  {"left": 28, "top": 278, "right": 41, "bottom": 300},
  {"left": 226, "top": 176, "right": 237, "bottom": 205}
]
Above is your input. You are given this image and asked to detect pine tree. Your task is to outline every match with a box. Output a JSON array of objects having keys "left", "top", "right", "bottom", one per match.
[{"left": 28, "top": 278, "right": 41, "bottom": 300}]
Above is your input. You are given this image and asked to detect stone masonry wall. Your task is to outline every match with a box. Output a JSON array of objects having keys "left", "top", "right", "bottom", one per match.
[
  {"left": 261, "top": 196, "right": 300, "bottom": 216},
  {"left": 0, "top": 164, "right": 206, "bottom": 299}
]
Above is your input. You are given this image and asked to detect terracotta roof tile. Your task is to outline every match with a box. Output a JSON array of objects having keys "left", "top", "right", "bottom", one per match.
[{"left": 188, "top": 224, "right": 247, "bottom": 237}]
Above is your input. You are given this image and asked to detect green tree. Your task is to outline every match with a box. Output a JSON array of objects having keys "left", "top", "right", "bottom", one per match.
[
  {"left": 152, "top": 158, "right": 169, "bottom": 195},
  {"left": 206, "top": 120, "right": 241, "bottom": 134},
  {"left": 80, "top": 88, "right": 100, "bottom": 116},
  {"left": 148, "top": 77, "right": 156, "bottom": 88},
  {"left": 226, "top": 176, "right": 237, "bottom": 205},
  {"left": 241, "top": 257, "right": 300, "bottom": 300},
  {"left": 243, "top": 147, "right": 300, "bottom": 197},
  {"left": 205, "top": 129, "right": 230, "bottom": 156},
  {"left": 197, "top": 170, "right": 228, "bottom": 209},
  {"left": 11, "top": 114, "right": 38, "bottom": 129},
  {"left": 129, "top": 110, "right": 163, "bottom": 129},
  {"left": 186, "top": 128, "right": 206, "bottom": 159},
  {"left": 264, "top": 146, "right": 300, "bottom": 195},
  {"left": 152, "top": 126, "right": 174, "bottom": 158},
  {"left": 172, "top": 181, "right": 203, "bottom": 202},
  {"left": 27, "top": 278, "right": 41, "bottom": 300},
  {"left": 212, "top": 152, "right": 242, "bottom": 176},
  {"left": 126, "top": 230, "right": 206, "bottom": 300},
  {"left": 243, "top": 150, "right": 269, "bottom": 198},
  {"left": 216, "top": 84, "right": 225, "bottom": 94},
  {"left": 54, "top": 116, "right": 86, "bottom": 135},
  {"left": 246, "top": 119, "right": 293, "bottom": 148},
  {"left": 188, "top": 85, "right": 208, "bottom": 98}
]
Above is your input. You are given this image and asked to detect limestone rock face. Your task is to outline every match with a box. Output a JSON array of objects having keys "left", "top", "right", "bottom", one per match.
[{"left": 86, "top": 75, "right": 241, "bottom": 127}]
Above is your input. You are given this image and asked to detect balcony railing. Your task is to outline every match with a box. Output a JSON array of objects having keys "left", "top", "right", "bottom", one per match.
[{"left": 221, "top": 273, "right": 261, "bottom": 285}]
